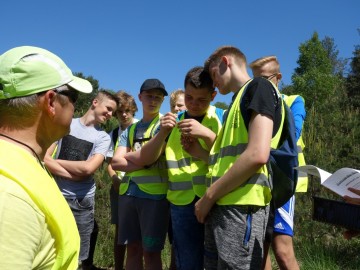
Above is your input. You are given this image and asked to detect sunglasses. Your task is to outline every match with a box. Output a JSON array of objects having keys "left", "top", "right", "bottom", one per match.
[
  {"left": 54, "top": 86, "right": 79, "bottom": 103},
  {"left": 261, "top": 73, "right": 278, "bottom": 81}
]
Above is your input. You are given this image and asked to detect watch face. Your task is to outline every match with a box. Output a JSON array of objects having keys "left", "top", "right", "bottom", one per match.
[{"left": 134, "top": 142, "right": 142, "bottom": 151}]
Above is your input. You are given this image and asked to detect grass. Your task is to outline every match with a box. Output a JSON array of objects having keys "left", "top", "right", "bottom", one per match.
[{"left": 92, "top": 165, "right": 360, "bottom": 270}]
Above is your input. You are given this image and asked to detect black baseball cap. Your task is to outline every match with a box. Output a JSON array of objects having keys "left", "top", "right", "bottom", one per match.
[{"left": 140, "top": 78, "right": 168, "bottom": 96}]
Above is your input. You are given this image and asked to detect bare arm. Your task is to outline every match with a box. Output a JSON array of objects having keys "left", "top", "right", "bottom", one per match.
[
  {"left": 107, "top": 158, "right": 122, "bottom": 193},
  {"left": 181, "top": 135, "right": 210, "bottom": 163},
  {"left": 44, "top": 143, "right": 77, "bottom": 179},
  {"left": 111, "top": 145, "right": 144, "bottom": 172},
  {"left": 195, "top": 112, "right": 273, "bottom": 223},
  {"left": 56, "top": 153, "right": 105, "bottom": 177},
  {"left": 125, "top": 112, "right": 177, "bottom": 166},
  {"left": 177, "top": 118, "right": 217, "bottom": 149}
]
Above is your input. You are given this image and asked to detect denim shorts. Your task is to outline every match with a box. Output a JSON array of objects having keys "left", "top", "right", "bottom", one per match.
[
  {"left": 66, "top": 196, "right": 95, "bottom": 261},
  {"left": 171, "top": 200, "right": 204, "bottom": 270},
  {"left": 117, "top": 195, "right": 169, "bottom": 252}
]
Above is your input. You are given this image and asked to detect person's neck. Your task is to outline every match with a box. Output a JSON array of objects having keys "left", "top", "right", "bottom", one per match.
[
  {"left": 0, "top": 128, "right": 45, "bottom": 160},
  {"left": 120, "top": 122, "right": 132, "bottom": 130},
  {"left": 80, "top": 110, "right": 98, "bottom": 127},
  {"left": 232, "top": 76, "right": 252, "bottom": 94},
  {"left": 142, "top": 111, "right": 159, "bottom": 123}
]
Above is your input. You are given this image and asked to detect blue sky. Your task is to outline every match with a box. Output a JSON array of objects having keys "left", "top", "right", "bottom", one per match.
[{"left": 2, "top": 0, "right": 359, "bottom": 114}]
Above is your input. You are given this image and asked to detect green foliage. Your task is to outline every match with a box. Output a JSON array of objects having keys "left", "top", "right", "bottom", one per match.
[
  {"left": 293, "top": 32, "right": 333, "bottom": 77},
  {"left": 321, "top": 36, "right": 348, "bottom": 77},
  {"left": 213, "top": 101, "right": 228, "bottom": 110},
  {"left": 294, "top": 236, "right": 360, "bottom": 270},
  {"left": 73, "top": 72, "right": 100, "bottom": 117},
  {"left": 346, "top": 45, "right": 360, "bottom": 109}
]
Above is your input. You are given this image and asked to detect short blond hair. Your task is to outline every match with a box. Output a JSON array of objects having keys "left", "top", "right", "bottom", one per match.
[
  {"left": 249, "top": 55, "right": 280, "bottom": 74},
  {"left": 204, "top": 46, "right": 247, "bottom": 73},
  {"left": 170, "top": 89, "right": 184, "bottom": 111}
]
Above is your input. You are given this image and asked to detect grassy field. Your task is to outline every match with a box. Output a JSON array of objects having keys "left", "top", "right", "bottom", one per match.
[{"left": 92, "top": 165, "right": 360, "bottom": 270}]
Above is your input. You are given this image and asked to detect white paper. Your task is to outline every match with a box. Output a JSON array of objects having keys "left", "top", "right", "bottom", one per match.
[{"left": 295, "top": 165, "right": 360, "bottom": 198}]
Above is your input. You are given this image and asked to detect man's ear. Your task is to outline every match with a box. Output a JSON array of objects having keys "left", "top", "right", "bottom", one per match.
[
  {"left": 44, "top": 90, "right": 57, "bottom": 117},
  {"left": 277, "top": 72, "right": 283, "bottom": 81}
]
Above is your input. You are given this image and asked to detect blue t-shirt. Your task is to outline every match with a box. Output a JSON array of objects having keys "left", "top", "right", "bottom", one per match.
[{"left": 288, "top": 96, "right": 306, "bottom": 140}]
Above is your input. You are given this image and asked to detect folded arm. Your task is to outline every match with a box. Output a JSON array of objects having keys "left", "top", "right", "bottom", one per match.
[{"left": 124, "top": 112, "right": 176, "bottom": 167}]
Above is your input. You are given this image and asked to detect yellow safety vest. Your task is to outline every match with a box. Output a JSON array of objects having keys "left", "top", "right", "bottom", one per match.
[
  {"left": 208, "top": 80, "right": 284, "bottom": 206},
  {"left": 120, "top": 114, "right": 168, "bottom": 195},
  {"left": 283, "top": 94, "right": 308, "bottom": 192},
  {"left": 166, "top": 105, "right": 223, "bottom": 205},
  {"left": 0, "top": 140, "right": 80, "bottom": 270}
]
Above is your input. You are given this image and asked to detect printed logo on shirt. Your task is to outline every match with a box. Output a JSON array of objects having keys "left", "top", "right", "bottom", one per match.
[{"left": 274, "top": 222, "right": 285, "bottom": 231}]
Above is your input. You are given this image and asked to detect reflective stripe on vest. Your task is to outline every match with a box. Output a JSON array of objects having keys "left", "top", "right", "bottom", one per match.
[
  {"left": 208, "top": 80, "right": 284, "bottom": 206},
  {"left": 119, "top": 114, "right": 168, "bottom": 195},
  {"left": 166, "top": 105, "right": 224, "bottom": 205},
  {"left": 283, "top": 94, "right": 308, "bottom": 192}
]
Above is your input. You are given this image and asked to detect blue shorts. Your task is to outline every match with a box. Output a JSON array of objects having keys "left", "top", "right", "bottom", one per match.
[
  {"left": 273, "top": 195, "right": 295, "bottom": 236},
  {"left": 66, "top": 196, "right": 95, "bottom": 261}
]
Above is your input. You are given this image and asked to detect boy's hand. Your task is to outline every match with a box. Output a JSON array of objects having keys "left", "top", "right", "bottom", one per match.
[
  {"left": 160, "top": 112, "right": 177, "bottom": 133},
  {"left": 343, "top": 187, "right": 360, "bottom": 205},
  {"left": 195, "top": 193, "right": 215, "bottom": 223},
  {"left": 178, "top": 119, "right": 208, "bottom": 139}
]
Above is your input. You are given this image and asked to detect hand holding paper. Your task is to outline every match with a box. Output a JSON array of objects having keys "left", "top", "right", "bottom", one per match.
[{"left": 295, "top": 165, "right": 360, "bottom": 198}]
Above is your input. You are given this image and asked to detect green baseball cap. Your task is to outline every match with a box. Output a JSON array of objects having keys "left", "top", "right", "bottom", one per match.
[{"left": 0, "top": 46, "right": 93, "bottom": 99}]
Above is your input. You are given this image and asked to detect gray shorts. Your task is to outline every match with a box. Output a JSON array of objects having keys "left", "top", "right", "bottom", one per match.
[
  {"left": 66, "top": 196, "right": 95, "bottom": 261},
  {"left": 117, "top": 195, "right": 169, "bottom": 252},
  {"left": 110, "top": 185, "right": 119, "bottom": 224},
  {"left": 204, "top": 204, "right": 269, "bottom": 270}
]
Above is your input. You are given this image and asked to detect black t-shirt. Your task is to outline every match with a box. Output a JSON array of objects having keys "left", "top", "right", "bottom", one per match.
[
  {"left": 184, "top": 111, "right": 205, "bottom": 122},
  {"left": 232, "top": 77, "right": 282, "bottom": 137}
]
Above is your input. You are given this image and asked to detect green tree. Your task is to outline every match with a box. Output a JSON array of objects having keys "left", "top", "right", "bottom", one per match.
[
  {"left": 321, "top": 36, "right": 347, "bottom": 77},
  {"left": 292, "top": 32, "right": 342, "bottom": 112},
  {"left": 346, "top": 45, "right": 360, "bottom": 109},
  {"left": 292, "top": 32, "right": 360, "bottom": 244},
  {"left": 213, "top": 101, "right": 228, "bottom": 110},
  {"left": 73, "top": 72, "right": 100, "bottom": 117}
]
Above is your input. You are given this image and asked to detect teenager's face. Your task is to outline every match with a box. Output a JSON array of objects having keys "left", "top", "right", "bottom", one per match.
[
  {"left": 94, "top": 97, "right": 117, "bottom": 124},
  {"left": 139, "top": 89, "right": 164, "bottom": 114},
  {"left": 209, "top": 58, "right": 231, "bottom": 95},
  {"left": 172, "top": 94, "right": 186, "bottom": 113},
  {"left": 184, "top": 85, "right": 216, "bottom": 117},
  {"left": 116, "top": 104, "right": 135, "bottom": 128}
]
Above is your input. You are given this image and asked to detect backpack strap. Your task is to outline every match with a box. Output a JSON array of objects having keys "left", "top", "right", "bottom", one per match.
[{"left": 112, "top": 127, "right": 119, "bottom": 145}]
